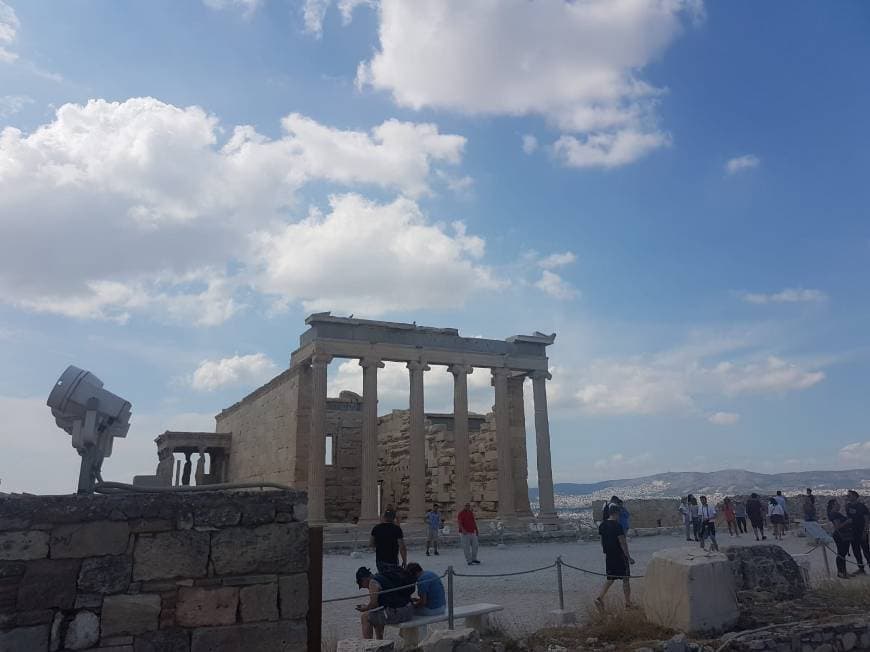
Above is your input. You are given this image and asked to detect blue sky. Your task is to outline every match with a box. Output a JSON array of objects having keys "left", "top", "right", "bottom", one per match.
[{"left": 2, "top": 0, "right": 870, "bottom": 494}]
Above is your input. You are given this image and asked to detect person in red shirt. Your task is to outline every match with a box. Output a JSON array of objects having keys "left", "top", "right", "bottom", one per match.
[{"left": 457, "top": 503, "right": 480, "bottom": 565}]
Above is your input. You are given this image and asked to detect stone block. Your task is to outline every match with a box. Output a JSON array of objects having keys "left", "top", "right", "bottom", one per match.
[
  {"left": 190, "top": 620, "right": 306, "bottom": 651},
  {"left": 337, "top": 640, "right": 396, "bottom": 652},
  {"left": 724, "top": 545, "right": 806, "bottom": 599},
  {"left": 18, "top": 558, "right": 80, "bottom": 610},
  {"left": 65, "top": 610, "right": 100, "bottom": 650},
  {"left": 176, "top": 586, "right": 239, "bottom": 627},
  {"left": 78, "top": 554, "right": 132, "bottom": 594},
  {"left": 211, "top": 523, "right": 307, "bottom": 576},
  {"left": 51, "top": 521, "right": 130, "bottom": 558},
  {"left": 75, "top": 593, "right": 104, "bottom": 609},
  {"left": 101, "top": 593, "right": 161, "bottom": 637},
  {"left": 133, "top": 531, "right": 210, "bottom": 581},
  {"left": 278, "top": 573, "right": 308, "bottom": 620},
  {"left": 240, "top": 581, "right": 278, "bottom": 622},
  {"left": 241, "top": 503, "right": 276, "bottom": 526},
  {"left": 133, "top": 627, "right": 190, "bottom": 652},
  {"left": 129, "top": 519, "right": 174, "bottom": 533},
  {"left": 0, "top": 531, "right": 49, "bottom": 560},
  {"left": 0, "top": 624, "right": 50, "bottom": 651},
  {"left": 194, "top": 503, "right": 241, "bottom": 528},
  {"left": 420, "top": 627, "right": 480, "bottom": 652},
  {"left": 641, "top": 547, "right": 739, "bottom": 634}
]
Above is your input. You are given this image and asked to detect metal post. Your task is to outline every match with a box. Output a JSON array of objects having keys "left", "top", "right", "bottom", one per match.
[
  {"left": 821, "top": 542, "right": 831, "bottom": 578},
  {"left": 447, "top": 565, "right": 455, "bottom": 630},
  {"left": 556, "top": 556, "right": 565, "bottom": 611}
]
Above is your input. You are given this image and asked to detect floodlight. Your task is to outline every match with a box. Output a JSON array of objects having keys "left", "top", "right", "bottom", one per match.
[{"left": 47, "top": 365, "right": 132, "bottom": 493}]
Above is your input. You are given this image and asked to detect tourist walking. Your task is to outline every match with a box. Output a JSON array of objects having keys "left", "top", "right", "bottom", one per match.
[
  {"left": 768, "top": 497, "right": 785, "bottom": 540},
  {"left": 595, "top": 503, "right": 635, "bottom": 609},
  {"left": 723, "top": 498, "right": 738, "bottom": 537},
  {"left": 679, "top": 498, "right": 692, "bottom": 541},
  {"left": 775, "top": 490, "right": 789, "bottom": 530},
  {"left": 698, "top": 496, "right": 719, "bottom": 551},
  {"left": 457, "top": 502, "right": 481, "bottom": 566},
  {"left": 370, "top": 509, "right": 407, "bottom": 573},
  {"left": 746, "top": 493, "right": 766, "bottom": 541},
  {"left": 826, "top": 499, "right": 853, "bottom": 579},
  {"left": 406, "top": 562, "right": 446, "bottom": 616},
  {"left": 803, "top": 488, "right": 817, "bottom": 522},
  {"left": 688, "top": 494, "right": 701, "bottom": 541},
  {"left": 355, "top": 566, "right": 415, "bottom": 639},
  {"left": 845, "top": 490, "right": 870, "bottom": 575},
  {"left": 734, "top": 498, "right": 748, "bottom": 534},
  {"left": 425, "top": 503, "right": 442, "bottom": 556}
]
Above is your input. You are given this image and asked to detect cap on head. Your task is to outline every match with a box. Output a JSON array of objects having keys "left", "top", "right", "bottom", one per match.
[
  {"left": 848, "top": 490, "right": 860, "bottom": 498},
  {"left": 356, "top": 566, "right": 372, "bottom": 587}
]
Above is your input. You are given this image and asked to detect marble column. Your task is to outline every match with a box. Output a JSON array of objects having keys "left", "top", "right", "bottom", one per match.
[
  {"left": 448, "top": 364, "right": 473, "bottom": 513},
  {"left": 492, "top": 367, "right": 516, "bottom": 519},
  {"left": 359, "top": 357, "right": 384, "bottom": 525},
  {"left": 308, "top": 353, "right": 332, "bottom": 525},
  {"left": 407, "top": 360, "right": 430, "bottom": 520},
  {"left": 531, "top": 370, "right": 558, "bottom": 523}
]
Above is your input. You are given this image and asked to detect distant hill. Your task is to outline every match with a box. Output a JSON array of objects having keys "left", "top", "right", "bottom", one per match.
[{"left": 529, "top": 468, "right": 870, "bottom": 501}]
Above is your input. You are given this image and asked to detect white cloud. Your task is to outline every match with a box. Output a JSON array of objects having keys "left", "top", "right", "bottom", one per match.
[
  {"left": 534, "top": 270, "right": 578, "bottom": 301},
  {"left": 741, "top": 288, "right": 827, "bottom": 305},
  {"left": 0, "top": 1, "right": 19, "bottom": 63},
  {"left": 0, "top": 395, "right": 214, "bottom": 494},
  {"left": 302, "top": 0, "right": 373, "bottom": 34},
  {"left": 553, "top": 130, "right": 671, "bottom": 169},
  {"left": 0, "top": 97, "right": 473, "bottom": 323},
  {"left": 356, "top": 0, "right": 699, "bottom": 168},
  {"left": 538, "top": 251, "right": 577, "bottom": 270},
  {"left": 202, "top": 0, "right": 261, "bottom": 16},
  {"left": 522, "top": 134, "right": 538, "bottom": 155},
  {"left": 725, "top": 154, "right": 760, "bottom": 175},
  {"left": 191, "top": 353, "right": 279, "bottom": 391},
  {"left": 708, "top": 411, "right": 739, "bottom": 425},
  {"left": 839, "top": 441, "right": 870, "bottom": 466},
  {"left": 251, "top": 193, "right": 500, "bottom": 315},
  {"left": 573, "top": 341, "right": 825, "bottom": 416},
  {"left": 593, "top": 451, "right": 653, "bottom": 472},
  {"left": 0, "top": 94, "right": 31, "bottom": 119}
]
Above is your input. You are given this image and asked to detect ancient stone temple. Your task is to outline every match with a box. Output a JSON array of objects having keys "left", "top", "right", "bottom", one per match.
[{"left": 144, "top": 313, "right": 558, "bottom": 527}]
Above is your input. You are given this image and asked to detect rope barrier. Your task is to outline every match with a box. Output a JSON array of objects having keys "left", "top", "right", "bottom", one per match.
[
  {"left": 822, "top": 542, "right": 867, "bottom": 569},
  {"left": 322, "top": 571, "right": 448, "bottom": 605},
  {"left": 561, "top": 559, "right": 644, "bottom": 579},
  {"left": 452, "top": 563, "right": 556, "bottom": 578}
]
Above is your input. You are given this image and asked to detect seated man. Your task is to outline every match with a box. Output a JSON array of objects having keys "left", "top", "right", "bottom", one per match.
[
  {"left": 355, "top": 566, "right": 415, "bottom": 639},
  {"left": 407, "top": 562, "right": 446, "bottom": 616}
]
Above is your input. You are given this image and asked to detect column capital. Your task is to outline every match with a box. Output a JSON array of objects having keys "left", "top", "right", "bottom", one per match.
[
  {"left": 359, "top": 357, "right": 385, "bottom": 369},
  {"left": 530, "top": 370, "right": 552, "bottom": 381},
  {"left": 311, "top": 353, "right": 333, "bottom": 367},
  {"left": 407, "top": 360, "right": 431, "bottom": 372},
  {"left": 447, "top": 364, "right": 473, "bottom": 376},
  {"left": 491, "top": 367, "right": 511, "bottom": 379}
]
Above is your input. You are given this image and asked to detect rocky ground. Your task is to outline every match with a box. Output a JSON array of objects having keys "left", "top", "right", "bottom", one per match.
[{"left": 322, "top": 528, "right": 835, "bottom": 644}]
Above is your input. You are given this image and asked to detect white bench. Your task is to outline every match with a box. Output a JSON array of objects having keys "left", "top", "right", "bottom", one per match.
[{"left": 394, "top": 603, "right": 504, "bottom": 647}]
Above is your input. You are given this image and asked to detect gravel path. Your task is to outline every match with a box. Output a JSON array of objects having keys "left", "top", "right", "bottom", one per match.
[{"left": 322, "top": 529, "right": 829, "bottom": 642}]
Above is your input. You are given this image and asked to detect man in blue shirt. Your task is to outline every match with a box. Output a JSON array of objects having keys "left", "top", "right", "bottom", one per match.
[
  {"left": 407, "top": 562, "right": 445, "bottom": 616},
  {"left": 425, "top": 504, "right": 443, "bottom": 556}
]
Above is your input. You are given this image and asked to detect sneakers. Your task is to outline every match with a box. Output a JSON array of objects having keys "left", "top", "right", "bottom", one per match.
[
  {"left": 471, "top": 560, "right": 481, "bottom": 564},
  {"left": 434, "top": 551, "right": 439, "bottom": 556}
]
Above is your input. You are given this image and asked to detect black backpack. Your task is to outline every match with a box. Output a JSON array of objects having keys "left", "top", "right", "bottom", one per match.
[{"left": 374, "top": 568, "right": 414, "bottom": 608}]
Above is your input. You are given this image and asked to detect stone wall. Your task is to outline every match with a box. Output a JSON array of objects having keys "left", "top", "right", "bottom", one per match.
[
  {"left": 0, "top": 490, "right": 309, "bottom": 652},
  {"left": 324, "top": 392, "right": 363, "bottom": 522},
  {"left": 217, "top": 368, "right": 305, "bottom": 486},
  {"left": 727, "top": 616, "right": 870, "bottom": 652},
  {"left": 377, "top": 408, "right": 531, "bottom": 521}
]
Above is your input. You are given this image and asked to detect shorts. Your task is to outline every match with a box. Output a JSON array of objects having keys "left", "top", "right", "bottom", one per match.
[
  {"left": 416, "top": 605, "right": 445, "bottom": 617},
  {"left": 750, "top": 516, "right": 764, "bottom": 529},
  {"left": 771, "top": 514, "right": 784, "bottom": 525},
  {"left": 605, "top": 553, "right": 629, "bottom": 580},
  {"left": 367, "top": 604, "right": 415, "bottom": 626}
]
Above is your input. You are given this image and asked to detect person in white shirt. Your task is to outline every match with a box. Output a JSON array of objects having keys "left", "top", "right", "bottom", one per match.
[
  {"left": 698, "top": 495, "right": 719, "bottom": 551},
  {"left": 768, "top": 497, "right": 785, "bottom": 540},
  {"left": 774, "top": 490, "right": 789, "bottom": 531}
]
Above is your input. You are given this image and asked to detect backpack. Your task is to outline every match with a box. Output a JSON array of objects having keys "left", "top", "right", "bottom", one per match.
[{"left": 374, "top": 568, "right": 415, "bottom": 608}]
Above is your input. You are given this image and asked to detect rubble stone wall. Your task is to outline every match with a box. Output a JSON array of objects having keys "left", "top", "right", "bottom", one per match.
[
  {"left": 0, "top": 490, "right": 309, "bottom": 652},
  {"left": 324, "top": 392, "right": 363, "bottom": 522}
]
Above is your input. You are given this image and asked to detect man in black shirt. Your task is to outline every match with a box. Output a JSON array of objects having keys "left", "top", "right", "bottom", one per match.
[
  {"left": 595, "top": 506, "right": 635, "bottom": 609},
  {"left": 845, "top": 491, "right": 870, "bottom": 575},
  {"left": 370, "top": 509, "right": 407, "bottom": 573},
  {"left": 746, "top": 493, "right": 766, "bottom": 541}
]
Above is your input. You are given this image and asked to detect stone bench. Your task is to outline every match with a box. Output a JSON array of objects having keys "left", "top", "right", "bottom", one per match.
[{"left": 393, "top": 603, "right": 503, "bottom": 647}]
